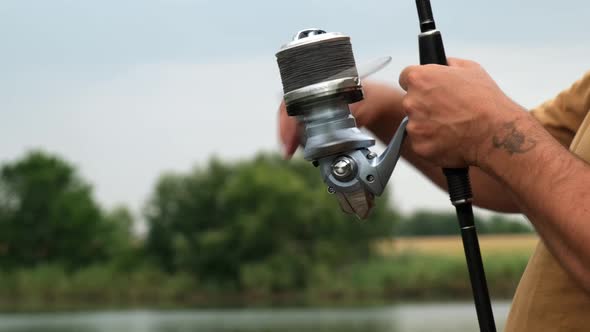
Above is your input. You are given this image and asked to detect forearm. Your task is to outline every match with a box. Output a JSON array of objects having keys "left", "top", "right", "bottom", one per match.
[
  {"left": 402, "top": 148, "right": 521, "bottom": 213},
  {"left": 480, "top": 110, "right": 590, "bottom": 292}
]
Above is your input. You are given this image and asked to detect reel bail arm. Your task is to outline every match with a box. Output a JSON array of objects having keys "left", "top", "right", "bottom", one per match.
[{"left": 318, "top": 117, "right": 408, "bottom": 219}]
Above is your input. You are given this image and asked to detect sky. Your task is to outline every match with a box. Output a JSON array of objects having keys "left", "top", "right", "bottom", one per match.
[{"left": 1, "top": 0, "right": 589, "bottom": 220}]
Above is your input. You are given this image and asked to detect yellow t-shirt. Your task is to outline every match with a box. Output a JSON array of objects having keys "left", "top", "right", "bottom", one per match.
[{"left": 504, "top": 72, "right": 590, "bottom": 331}]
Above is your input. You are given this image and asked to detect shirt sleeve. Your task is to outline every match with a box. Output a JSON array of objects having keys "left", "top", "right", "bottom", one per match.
[{"left": 531, "top": 71, "right": 590, "bottom": 147}]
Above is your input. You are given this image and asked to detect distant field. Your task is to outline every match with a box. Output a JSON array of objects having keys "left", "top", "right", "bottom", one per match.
[{"left": 377, "top": 234, "right": 539, "bottom": 257}]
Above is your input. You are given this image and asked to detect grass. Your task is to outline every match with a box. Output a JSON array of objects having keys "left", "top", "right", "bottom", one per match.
[
  {"left": 0, "top": 235, "right": 536, "bottom": 311},
  {"left": 305, "top": 253, "right": 530, "bottom": 303},
  {"left": 376, "top": 234, "right": 538, "bottom": 257}
]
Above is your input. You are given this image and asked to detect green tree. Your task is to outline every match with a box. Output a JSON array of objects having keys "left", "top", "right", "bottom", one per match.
[
  {"left": 396, "top": 210, "right": 461, "bottom": 236},
  {"left": 144, "top": 154, "right": 398, "bottom": 291},
  {"left": 0, "top": 151, "right": 132, "bottom": 269},
  {"left": 479, "top": 215, "right": 532, "bottom": 234}
]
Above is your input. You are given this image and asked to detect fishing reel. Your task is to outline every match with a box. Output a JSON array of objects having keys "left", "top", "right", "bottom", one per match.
[{"left": 276, "top": 29, "right": 408, "bottom": 219}]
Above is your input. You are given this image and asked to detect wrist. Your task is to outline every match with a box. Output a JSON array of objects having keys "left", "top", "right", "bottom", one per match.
[{"left": 476, "top": 108, "right": 541, "bottom": 172}]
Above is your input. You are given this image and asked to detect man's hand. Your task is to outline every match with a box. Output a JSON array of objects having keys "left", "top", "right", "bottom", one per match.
[
  {"left": 400, "top": 59, "right": 590, "bottom": 291},
  {"left": 399, "top": 58, "right": 524, "bottom": 168}
]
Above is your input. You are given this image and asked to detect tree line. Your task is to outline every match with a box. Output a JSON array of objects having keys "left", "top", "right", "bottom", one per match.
[{"left": 0, "top": 150, "right": 531, "bottom": 297}]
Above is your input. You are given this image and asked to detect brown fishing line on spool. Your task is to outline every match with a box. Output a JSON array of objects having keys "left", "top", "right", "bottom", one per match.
[{"left": 276, "top": 37, "right": 358, "bottom": 94}]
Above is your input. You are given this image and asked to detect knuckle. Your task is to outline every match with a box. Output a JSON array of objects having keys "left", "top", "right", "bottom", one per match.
[
  {"left": 401, "top": 97, "right": 415, "bottom": 112},
  {"left": 406, "top": 120, "right": 419, "bottom": 134},
  {"left": 406, "top": 69, "right": 422, "bottom": 87},
  {"left": 414, "top": 142, "right": 435, "bottom": 159}
]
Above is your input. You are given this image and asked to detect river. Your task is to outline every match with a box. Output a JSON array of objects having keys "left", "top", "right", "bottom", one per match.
[{"left": 0, "top": 301, "right": 510, "bottom": 332}]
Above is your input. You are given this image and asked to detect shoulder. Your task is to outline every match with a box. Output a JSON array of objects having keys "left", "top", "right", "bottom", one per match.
[{"left": 531, "top": 71, "right": 590, "bottom": 147}]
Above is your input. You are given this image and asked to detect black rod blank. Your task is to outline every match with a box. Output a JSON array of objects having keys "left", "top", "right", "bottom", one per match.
[
  {"left": 414, "top": 1, "right": 497, "bottom": 331},
  {"left": 455, "top": 204, "right": 497, "bottom": 332},
  {"left": 416, "top": 0, "right": 436, "bottom": 32}
]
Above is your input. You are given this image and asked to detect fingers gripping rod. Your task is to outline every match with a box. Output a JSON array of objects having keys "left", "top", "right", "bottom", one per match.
[{"left": 415, "top": 1, "right": 496, "bottom": 331}]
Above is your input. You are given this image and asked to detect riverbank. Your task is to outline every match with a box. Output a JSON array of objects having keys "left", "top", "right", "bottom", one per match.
[{"left": 0, "top": 251, "right": 529, "bottom": 312}]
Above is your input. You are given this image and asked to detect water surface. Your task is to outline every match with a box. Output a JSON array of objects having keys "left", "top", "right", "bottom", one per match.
[{"left": 0, "top": 301, "right": 510, "bottom": 332}]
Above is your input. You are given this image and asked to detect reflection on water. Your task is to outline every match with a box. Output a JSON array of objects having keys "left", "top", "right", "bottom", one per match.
[{"left": 0, "top": 302, "right": 510, "bottom": 332}]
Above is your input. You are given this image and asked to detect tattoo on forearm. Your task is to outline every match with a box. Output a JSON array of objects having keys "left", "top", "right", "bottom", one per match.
[{"left": 492, "top": 122, "right": 537, "bottom": 155}]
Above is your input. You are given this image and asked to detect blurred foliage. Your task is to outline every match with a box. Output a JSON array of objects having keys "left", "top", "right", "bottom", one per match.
[
  {"left": 0, "top": 151, "right": 133, "bottom": 270},
  {"left": 0, "top": 253, "right": 529, "bottom": 311},
  {"left": 395, "top": 210, "right": 532, "bottom": 237},
  {"left": 306, "top": 253, "right": 529, "bottom": 301},
  {"left": 144, "top": 154, "right": 399, "bottom": 291},
  {"left": 0, "top": 150, "right": 533, "bottom": 309}
]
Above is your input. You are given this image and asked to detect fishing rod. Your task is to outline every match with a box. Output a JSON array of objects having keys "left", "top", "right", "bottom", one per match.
[
  {"left": 415, "top": 1, "right": 496, "bottom": 331},
  {"left": 274, "top": 1, "right": 496, "bottom": 331}
]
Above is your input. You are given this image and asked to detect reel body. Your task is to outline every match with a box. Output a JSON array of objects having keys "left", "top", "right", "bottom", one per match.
[{"left": 276, "top": 29, "right": 408, "bottom": 219}]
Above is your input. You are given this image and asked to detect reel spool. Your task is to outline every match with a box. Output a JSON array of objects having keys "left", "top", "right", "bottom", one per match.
[
  {"left": 277, "top": 29, "right": 364, "bottom": 118},
  {"left": 277, "top": 29, "right": 358, "bottom": 94},
  {"left": 275, "top": 29, "right": 374, "bottom": 162}
]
